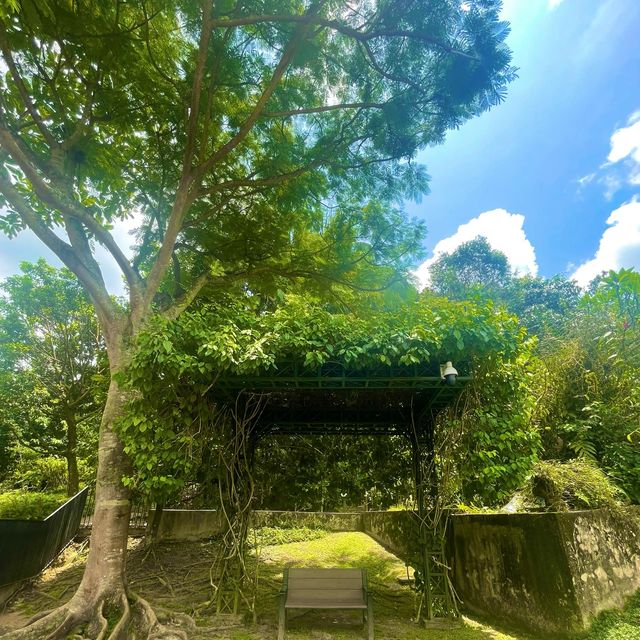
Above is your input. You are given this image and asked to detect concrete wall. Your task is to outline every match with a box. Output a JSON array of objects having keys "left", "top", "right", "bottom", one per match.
[
  {"left": 558, "top": 508, "right": 640, "bottom": 626},
  {"left": 450, "top": 508, "right": 640, "bottom": 636},
  {"left": 451, "top": 512, "right": 582, "bottom": 635},
  {"left": 153, "top": 509, "right": 363, "bottom": 541},
  {"left": 154, "top": 509, "right": 225, "bottom": 541},
  {"left": 360, "top": 510, "right": 418, "bottom": 561},
  {"left": 253, "top": 510, "right": 362, "bottom": 531}
]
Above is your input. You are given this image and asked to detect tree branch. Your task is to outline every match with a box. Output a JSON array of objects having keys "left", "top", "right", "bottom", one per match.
[
  {"left": 208, "top": 14, "right": 478, "bottom": 61},
  {"left": 139, "top": 0, "right": 215, "bottom": 313},
  {"left": 144, "top": 3, "right": 321, "bottom": 313},
  {"left": 0, "top": 173, "right": 116, "bottom": 327},
  {"left": 183, "top": 0, "right": 214, "bottom": 172},
  {"left": 0, "top": 124, "right": 143, "bottom": 301},
  {"left": 194, "top": 5, "right": 321, "bottom": 179},
  {"left": 261, "top": 102, "right": 385, "bottom": 117},
  {"left": 163, "top": 269, "right": 212, "bottom": 321}
]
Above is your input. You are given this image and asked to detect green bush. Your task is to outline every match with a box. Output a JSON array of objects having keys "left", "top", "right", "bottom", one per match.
[
  {"left": 4, "top": 451, "right": 67, "bottom": 492},
  {"left": 0, "top": 490, "right": 67, "bottom": 520},
  {"left": 521, "top": 460, "right": 625, "bottom": 511},
  {"left": 250, "top": 526, "right": 328, "bottom": 548}
]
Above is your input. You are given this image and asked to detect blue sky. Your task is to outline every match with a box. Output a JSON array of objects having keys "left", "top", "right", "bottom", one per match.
[
  {"left": 413, "top": 0, "right": 640, "bottom": 287},
  {"left": 1, "top": 0, "right": 640, "bottom": 294}
]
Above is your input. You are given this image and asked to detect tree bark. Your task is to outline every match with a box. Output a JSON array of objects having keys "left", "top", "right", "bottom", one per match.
[
  {"left": 65, "top": 411, "right": 79, "bottom": 497},
  {"left": 69, "top": 339, "right": 132, "bottom": 608}
]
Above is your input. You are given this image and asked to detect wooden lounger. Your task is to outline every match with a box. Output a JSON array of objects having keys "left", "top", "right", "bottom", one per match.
[{"left": 278, "top": 567, "right": 373, "bottom": 640}]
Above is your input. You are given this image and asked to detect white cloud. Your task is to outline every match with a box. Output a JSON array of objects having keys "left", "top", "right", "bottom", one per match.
[
  {"left": 548, "top": 0, "right": 564, "bottom": 9},
  {"left": 607, "top": 110, "right": 640, "bottom": 165},
  {"left": 571, "top": 198, "right": 640, "bottom": 287},
  {"left": 582, "top": 110, "right": 640, "bottom": 197},
  {"left": 413, "top": 209, "right": 538, "bottom": 290}
]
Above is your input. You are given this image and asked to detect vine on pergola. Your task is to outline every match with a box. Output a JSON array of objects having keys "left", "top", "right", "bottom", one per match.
[{"left": 119, "top": 294, "right": 528, "bottom": 500}]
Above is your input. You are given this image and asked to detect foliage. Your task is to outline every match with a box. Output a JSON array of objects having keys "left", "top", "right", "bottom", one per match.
[
  {"left": 254, "top": 435, "right": 412, "bottom": 511},
  {"left": 437, "top": 349, "right": 541, "bottom": 507},
  {"left": 429, "top": 236, "right": 511, "bottom": 301},
  {"left": 119, "top": 293, "right": 526, "bottom": 501},
  {"left": 250, "top": 526, "right": 328, "bottom": 548},
  {"left": 426, "top": 235, "right": 581, "bottom": 335},
  {"left": 532, "top": 269, "right": 640, "bottom": 503},
  {"left": 1, "top": 447, "right": 92, "bottom": 493},
  {"left": 520, "top": 460, "right": 625, "bottom": 512},
  {"left": 0, "top": 260, "right": 105, "bottom": 494},
  {"left": 0, "top": 489, "right": 67, "bottom": 520},
  {"left": 0, "top": 0, "right": 516, "bottom": 317}
]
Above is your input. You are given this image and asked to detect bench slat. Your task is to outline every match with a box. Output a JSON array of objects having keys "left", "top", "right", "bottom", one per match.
[
  {"left": 288, "top": 568, "right": 362, "bottom": 579},
  {"left": 286, "top": 589, "right": 366, "bottom": 609},
  {"left": 288, "top": 578, "right": 363, "bottom": 590}
]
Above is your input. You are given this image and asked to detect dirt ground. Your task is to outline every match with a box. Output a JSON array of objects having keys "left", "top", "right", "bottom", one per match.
[{"left": 0, "top": 532, "right": 534, "bottom": 640}]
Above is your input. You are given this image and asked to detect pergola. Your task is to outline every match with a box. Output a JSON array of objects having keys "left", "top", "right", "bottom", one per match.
[{"left": 209, "top": 358, "right": 472, "bottom": 620}]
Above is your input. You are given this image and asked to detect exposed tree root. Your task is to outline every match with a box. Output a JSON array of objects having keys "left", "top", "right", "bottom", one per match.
[{"left": 0, "top": 590, "right": 222, "bottom": 640}]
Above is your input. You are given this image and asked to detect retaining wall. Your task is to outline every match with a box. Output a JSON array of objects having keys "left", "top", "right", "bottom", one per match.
[{"left": 450, "top": 508, "right": 640, "bottom": 636}]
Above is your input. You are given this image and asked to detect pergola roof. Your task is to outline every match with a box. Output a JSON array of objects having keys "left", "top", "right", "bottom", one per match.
[{"left": 209, "top": 360, "right": 471, "bottom": 439}]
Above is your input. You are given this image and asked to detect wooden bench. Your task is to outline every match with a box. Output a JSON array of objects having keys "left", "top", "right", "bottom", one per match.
[{"left": 278, "top": 567, "right": 373, "bottom": 640}]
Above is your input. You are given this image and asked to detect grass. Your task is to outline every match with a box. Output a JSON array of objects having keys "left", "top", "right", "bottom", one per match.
[
  {"left": 581, "top": 591, "right": 640, "bottom": 640},
  {"left": 0, "top": 529, "right": 638, "bottom": 639}
]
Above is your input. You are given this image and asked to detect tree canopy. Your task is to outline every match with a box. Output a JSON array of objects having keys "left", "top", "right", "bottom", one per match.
[{"left": 0, "top": 260, "right": 105, "bottom": 495}]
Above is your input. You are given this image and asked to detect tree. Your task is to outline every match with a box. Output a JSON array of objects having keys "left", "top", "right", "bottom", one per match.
[
  {"left": 0, "top": 1, "right": 515, "bottom": 636},
  {"left": 505, "top": 274, "right": 582, "bottom": 335},
  {"left": 428, "top": 236, "right": 511, "bottom": 300},
  {"left": 0, "top": 260, "right": 105, "bottom": 495}
]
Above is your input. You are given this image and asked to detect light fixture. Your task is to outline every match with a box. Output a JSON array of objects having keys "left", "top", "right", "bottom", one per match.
[{"left": 440, "top": 361, "right": 458, "bottom": 385}]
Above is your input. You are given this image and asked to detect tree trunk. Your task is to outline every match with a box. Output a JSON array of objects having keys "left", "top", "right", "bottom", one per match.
[
  {"left": 65, "top": 411, "right": 79, "bottom": 497},
  {"left": 69, "top": 369, "right": 132, "bottom": 609}
]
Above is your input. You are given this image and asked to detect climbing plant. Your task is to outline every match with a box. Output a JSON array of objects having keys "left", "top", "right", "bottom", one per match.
[{"left": 119, "top": 293, "right": 528, "bottom": 501}]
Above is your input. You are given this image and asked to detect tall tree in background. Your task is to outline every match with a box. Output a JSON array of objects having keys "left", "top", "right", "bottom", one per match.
[
  {"left": 0, "top": 1, "right": 515, "bottom": 636},
  {"left": 427, "top": 235, "right": 582, "bottom": 335},
  {"left": 0, "top": 260, "right": 105, "bottom": 496},
  {"left": 428, "top": 236, "right": 511, "bottom": 300}
]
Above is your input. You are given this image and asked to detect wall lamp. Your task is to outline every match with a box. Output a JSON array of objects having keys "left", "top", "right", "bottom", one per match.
[{"left": 440, "top": 361, "right": 458, "bottom": 385}]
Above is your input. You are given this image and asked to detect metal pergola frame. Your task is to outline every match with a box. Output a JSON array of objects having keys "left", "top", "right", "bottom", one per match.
[{"left": 209, "top": 359, "right": 471, "bottom": 621}]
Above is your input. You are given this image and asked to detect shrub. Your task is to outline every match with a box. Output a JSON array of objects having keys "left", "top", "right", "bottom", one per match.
[
  {"left": 4, "top": 451, "right": 67, "bottom": 492},
  {"left": 0, "top": 490, "right": 68, "bottom": 520},
  {"left": 249, "top": 526, "right": 328, "bottom": 548},
  {"left": 521, "top": 460, "right": 625, "bottom": 511}
]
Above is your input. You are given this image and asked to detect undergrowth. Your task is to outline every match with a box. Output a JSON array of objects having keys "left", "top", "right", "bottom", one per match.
[
  {"left": 521, "top": 460, "right": 625, "bottom": 511},
  {"left": 582, "top": 591, "right": 640, "bottom": 640},
  {"left": 0, "top": 490, "right": 67, "bottom": 520},
  {"left": 249, "top": 526, "right": 328, "bottom": 547}
]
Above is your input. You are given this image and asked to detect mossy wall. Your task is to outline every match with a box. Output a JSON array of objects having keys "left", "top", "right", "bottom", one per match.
[
  {"left": 153, "top": 509, "right": 363, "bottom": 541},
  {"left": 557, "top": 508, "right": 640, "bottom": 626},
  {"left": 450, "top": 508, "right": 640, "bottom": 636},
  {"left": 360, "top": 510, "right": 418, "bottom": 561},
  {"left": 252, "top": 510, "right": 362, "bottom": 531},
  {"left": 451, "top": 512, "right": 582, "bottom": 635}
]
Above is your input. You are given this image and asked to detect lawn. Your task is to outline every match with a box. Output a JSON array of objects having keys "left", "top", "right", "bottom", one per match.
[{"left": 0, "top": 531, "right": 638, "bottom": 640}]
